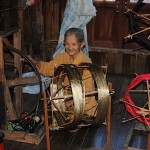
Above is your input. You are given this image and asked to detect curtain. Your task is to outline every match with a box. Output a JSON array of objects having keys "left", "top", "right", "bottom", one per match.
[{"left": 53, "top": 0, "right": 96, "bottom": 58}]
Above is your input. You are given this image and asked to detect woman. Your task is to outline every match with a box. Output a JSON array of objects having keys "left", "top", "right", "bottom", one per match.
[
  {"left": 30, "top": 27, "right": 91, "bottom": 76},
  {"left": 30, "top": 27, "right": 97, "bottom": 117}
]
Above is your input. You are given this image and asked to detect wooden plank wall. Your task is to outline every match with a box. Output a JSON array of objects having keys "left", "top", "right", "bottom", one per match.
[
  {"left": 0, "top": 1, "right": 18, "bottom": 31},
  {"left": 18, "top": 0, "right": 67, "bottom": 60},
  {"left": 1, "top": 0, "right": 150, "bottom": 75},
  {"left": 42, "top": 0, "right": 67, "bottom": 61},
  {"left": 23, "top": 2, "right": 43, "bottom": 56},
  {"left": 89, "top": 47, "right": 150, "bottom": 75}
]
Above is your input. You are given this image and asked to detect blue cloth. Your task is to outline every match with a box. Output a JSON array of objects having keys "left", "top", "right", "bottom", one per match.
[
  {"left": 53, "top": 0, "right": 96, "bottom": 58},
  {"left": 22, "top": 72, "right": 51, "bottom": 94}
]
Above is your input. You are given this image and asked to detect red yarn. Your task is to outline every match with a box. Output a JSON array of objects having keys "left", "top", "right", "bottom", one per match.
[
  {"left": 124, "top": 74, "right": 150, "bottom": 125},
  {"left": 0, "top": 143, "right": 4, "bottom": 150}
]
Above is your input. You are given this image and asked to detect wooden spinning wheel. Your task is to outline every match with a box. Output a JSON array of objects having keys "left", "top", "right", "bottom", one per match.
[
  {"left": 123, "top": 74, "right": 150, "bottom": 129},
  {"left": 0, "top": 28, "right": 46, "bottom": 144},
  {"left": 78, "top": 63, "right": 109, "bottom": 126},
  {"left": 0, "top": 28, "right": 42, "bottom": 122},
  {"left": 51, "top": 64, "right": 85, "bottom": 130},
  {"left": 4, "top": 46, "right": 42, "bottom": 121},
  {"left": 49, "top": 63, "right": 109, "bottom": 131},
  {"left": 124, "top": 0, "right": 150, "bottom": 50}
]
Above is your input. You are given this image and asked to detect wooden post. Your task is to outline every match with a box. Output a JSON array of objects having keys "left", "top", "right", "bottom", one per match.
[
  {"left": 105, "top": 82, "right": 112, "bottom": 150},
  {"left": 147, "top": 132, "right": 150, "bottom": 150},
  {"left": 0, "top": 37, "right": 3, "bottom": 72},
  {"left": 0, "top": 36, "right": 17, "bottom": 120},
  {"left": 14, "top": 30, "right": 22, "bottom": 115},
  {"left": 43, "top": 91, "right": 51, "bottom": 150}
]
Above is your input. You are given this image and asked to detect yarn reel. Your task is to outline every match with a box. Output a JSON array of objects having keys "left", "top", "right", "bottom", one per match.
[
  {"left": 50, "top": 63, "right": 109, "bottom": 131},
  {"left": 124, "top": 74, "right": 150, "bottom": 128}
]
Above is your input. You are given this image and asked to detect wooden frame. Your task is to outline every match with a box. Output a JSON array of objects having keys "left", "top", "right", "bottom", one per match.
[
  {"left": 0, "top": 126, "right": 45, "bottom": 145},
  {"left": 0, "top": 27, "right": 20, "bottom": 120},
  {"left": 123, "top": 122, "right": 150, "bottom": 150},
  {"left": 43, "top": 82, "right": 112, "bottom": 150},
  {"left": 0, "top": 27, "right": 45, "bottom": 145}
]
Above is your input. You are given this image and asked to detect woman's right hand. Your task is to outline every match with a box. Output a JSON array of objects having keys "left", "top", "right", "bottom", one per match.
[{"left": 27, "top": 55, "right": 41, "bottom": 68}]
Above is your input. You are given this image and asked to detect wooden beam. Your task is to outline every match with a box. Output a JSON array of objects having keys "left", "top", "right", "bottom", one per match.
[
  {"left": 0, "top": 27, "right": 19, "bottom": 38},
  {"left": 43, "top": 91, "right": 51, "bottom": 150},
  {"left": 3, "top": 37, "right": 12, "bottom": 46},
  {"left": 14, "top": 30, "right": 22, "bottom": 115},
  {"left": 105, "top": 82, "right": 112, "bottom": 150},
  {"left": 147, "top": 133, "right": 150, "bottom": 150},
  {"left": 6, "top": 76, "right": 39, "bottom": 87},
  {"left": 3, "top": 75, "right": 17, "bottom": 120},
  {"left": 0, "top": 37, "right": 3, "bottom": 73},
  {"left": 123, "top": 122, "right": 149, "bottom": 150},
  {"left": 0, "top": 125, "right": 45, "bottom": 145},
  {"left": 0, "top": 36, "right": 17, "bottom": 120},
  {"left": 89, "top": 46, "right": 150, "bottom": 56}
]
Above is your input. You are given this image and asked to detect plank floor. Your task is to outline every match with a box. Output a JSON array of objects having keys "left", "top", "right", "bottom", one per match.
[{"left": 2, "top": 73, "right": 149, "bottom": 150}]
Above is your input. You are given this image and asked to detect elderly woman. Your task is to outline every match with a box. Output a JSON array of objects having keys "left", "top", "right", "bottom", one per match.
[
  {"left": 30, "top": 27, "right": 97, "bottom": 117},
  {"left": 32, "top": 28, "right": 90, "bottom": 75}
]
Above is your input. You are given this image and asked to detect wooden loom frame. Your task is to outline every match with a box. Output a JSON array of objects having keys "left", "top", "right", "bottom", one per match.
[{"left": 0, "top": 27, "right": 45, "bottom": 144}]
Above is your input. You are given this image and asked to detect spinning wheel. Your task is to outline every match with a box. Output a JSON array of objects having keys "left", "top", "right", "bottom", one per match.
[
  {"left": 3, "top": 46, "right": 42, "bottom": 122},
  {"left": 78, "top": 63, "right": 109, "bottom": 126},
  {"left": 0, "top": 28, "right": 46, "bottom": 144},
  {"left": 123, "top": 74, "right": 150, "bottom": 129},
  {"left": 124, "top": 0, "right": 150, "bottom": 50},
  {"left": 51, "top": 64, "right": 84, "bottom": 130},
  {"left": 50, "top": 63, "right": 109, "bottom": 130}
]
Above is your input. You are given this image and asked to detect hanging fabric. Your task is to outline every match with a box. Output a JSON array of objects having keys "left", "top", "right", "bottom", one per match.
[{"left": 53, "top": 0, "right": 96, "bottom": 58}]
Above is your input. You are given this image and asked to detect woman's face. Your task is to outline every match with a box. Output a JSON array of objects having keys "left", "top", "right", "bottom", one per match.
[{"left": 64, "top": 34, "right": 84, "bottom": 57}]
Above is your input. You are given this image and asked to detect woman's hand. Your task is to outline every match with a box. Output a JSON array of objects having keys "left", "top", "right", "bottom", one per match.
[{"left": 27, "top": 55, "right": 41, "bottom": 68}]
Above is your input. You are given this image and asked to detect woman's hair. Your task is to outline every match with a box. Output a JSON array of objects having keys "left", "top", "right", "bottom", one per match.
[{"left": 64, "top": 28, "right": 84, "bottom": 43}]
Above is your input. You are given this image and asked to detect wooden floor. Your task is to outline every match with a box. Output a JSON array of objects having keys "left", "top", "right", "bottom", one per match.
[{"left": 2, "top": 73, "right": 149, "bottom": 150}]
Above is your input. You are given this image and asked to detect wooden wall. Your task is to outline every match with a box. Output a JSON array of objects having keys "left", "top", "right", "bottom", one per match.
[
  {"left": 42, "top": 0, "right": 65, "bottom": 60},
  {"left": 89, "top": 47, "right": 150, "bottom": 75},
  {"left": 23, "top": 0, "right": 67, "bottom": 60},
  {"left": 0, "top": 1, "right": 18, "bottom": 31},
  {"left": 1, "top": 0, "right": 150, "bottom": 75},
  {"left": 0, "top": 0, "right": 64, "bottom": 59}
]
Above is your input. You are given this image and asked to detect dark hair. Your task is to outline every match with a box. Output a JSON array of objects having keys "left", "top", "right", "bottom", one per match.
[{"left": 64, "top": 28, "right": 84, "bottom": 43}]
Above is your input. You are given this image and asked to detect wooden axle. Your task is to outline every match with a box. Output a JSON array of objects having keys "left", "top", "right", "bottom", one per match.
[{"left": 51, "top": 90, "right": 98, "bottom": 101}]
